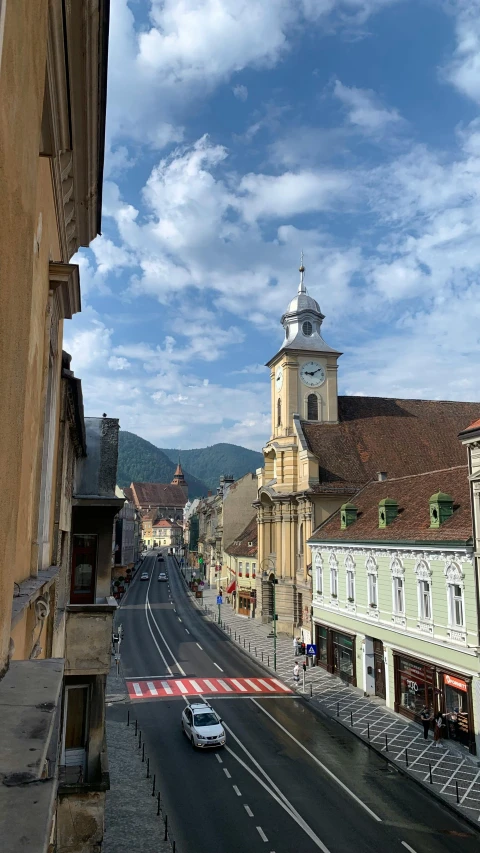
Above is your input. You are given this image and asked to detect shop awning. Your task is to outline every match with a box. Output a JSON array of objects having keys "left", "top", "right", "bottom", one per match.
[{"left": 227, "top": 580, "right": 236, "bottom": 594}]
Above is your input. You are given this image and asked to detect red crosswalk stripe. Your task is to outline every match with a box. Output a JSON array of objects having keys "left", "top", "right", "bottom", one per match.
[{"left": 126, "top": 676, "right": 291, "bottom": 700}]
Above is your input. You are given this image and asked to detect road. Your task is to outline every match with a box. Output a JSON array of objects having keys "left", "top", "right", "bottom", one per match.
[{"left": 110, "top": 550, "right": 479, "bottom": 853}]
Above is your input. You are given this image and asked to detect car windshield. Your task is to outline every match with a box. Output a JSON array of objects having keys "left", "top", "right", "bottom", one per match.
[{"left": 194, "top": 713, "right": 218, "bottom": 727}]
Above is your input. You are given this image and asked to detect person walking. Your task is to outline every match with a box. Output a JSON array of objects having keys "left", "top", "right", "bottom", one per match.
[
  {"left": 420, "top": 705, "right": 432, "bottom": 740},
  {"left": 433, "top": 712, "right": 444, "bottom": 747},
  {"left": 293, "top": 662, "right": 300, "bottom": 684}
]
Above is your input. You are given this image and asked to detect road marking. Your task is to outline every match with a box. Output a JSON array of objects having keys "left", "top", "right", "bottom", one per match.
[
  {"left": 215, "top": 754, "right": 223, "bottom": 764},
  {"left": 147, "top": 681, "right": 158, "bottom": 696},
  {"left": 196, "top": 643, "right": 203, "bottom": 650},
  {"left": 233, "top": 785, "right": 241, "bottom": 796},
  {"left": 223, "top": 768, "right": 231, "bottom": 779},
  {"left": 185, "top": 629, "right": 190, "bottom": 634},
  {"left": 189, "top": 680, "right": 203, "bottom": 693},
  {"left": 244, "top": 805, "right": 254, "bottom": 817},
  {"left": 160, "top": 680, "right": 173, "bottom": 695},
  {"left": 214, "top": 663, "right": 223, "bottom": 672},
  {"left": 217, "top": 679, "right": 233, "bottom": 692},
  {"left": 271, "top": 678, "right": 290, "bottom": 693},
  {"left": 244, "top": 679, "right": 262, "bottom": 692},
  {"left": 258, "top": 679, "right": 276, "bottom": 692},
  {"left": 231, "top": 679, "right": 247, "bottom": 692},
  {"left": 401, "top": 844, "right": 418, "bottom": 853},
  {"left": 203, "top": 679, "right": 218, "bottom": 692},
  {"left": 178, "top": 617, "right": 182, "bottom": 622},
  {"left": 257, "top": 827, "right": 268, "bottom": 842},
  {"left": 250, "top": 699, "right": 382, "bottom": 823},
  {"left": 133, "top": 682, "right": 142, "bottom": 696},
  {"left": 145, "top": 571, "right": 186, "bottom": 675},
  {"left": 224, "top": 746, "right": 330, "bottom": 851},
  {"left": 175, "top": 681, "right": 188, "bottom": 694}
]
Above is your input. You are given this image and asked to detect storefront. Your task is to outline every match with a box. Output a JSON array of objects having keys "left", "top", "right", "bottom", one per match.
[
  {"left": 393, "top": 652, "right": 475, "bottom": 753},
  {"left": 238, "top": 589, "right": 251, "bottom": 617},
  {"left": 314, "top": 623, "right": 356, "bottom": 686}
]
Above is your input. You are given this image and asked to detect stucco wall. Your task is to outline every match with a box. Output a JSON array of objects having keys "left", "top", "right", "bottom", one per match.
[
  {"left": 223, "top": 473, "right": 258, "bottom": 550},
  {"left": 57, "top": 790, "right": 105, "bottom": 853}
]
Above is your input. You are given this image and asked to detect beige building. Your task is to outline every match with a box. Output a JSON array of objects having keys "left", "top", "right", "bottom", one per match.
[
  {"left": 224, "top": 517, "right": 258, "bottom": 617},
  {"left": 256, "top": 262, "right": 480, "bottom": 640},
  {"left": 0, "top": 2, "right": 113, "bottom": 851},
  {"left": 153, "top": 518, "right": 183, "bottom": 550}
]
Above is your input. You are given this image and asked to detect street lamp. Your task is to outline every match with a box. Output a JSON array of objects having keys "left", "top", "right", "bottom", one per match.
[{"left": 260, "top": 557, "right": 277, "bottom": 671}]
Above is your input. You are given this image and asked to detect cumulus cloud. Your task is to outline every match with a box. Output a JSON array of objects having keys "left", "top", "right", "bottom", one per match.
[
  {"left": 233, "top": 84, "right": 248, "bottom": 101},
  {"left": 333, "top": 80, "right": 403, "bottom": 133}
]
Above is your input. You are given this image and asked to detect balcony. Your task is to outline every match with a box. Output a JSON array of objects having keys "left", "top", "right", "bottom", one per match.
[
  {"left": 65, "top": 597, "right": 116, "bottom": 675},
  {"left": 0, "top": 658, "right": 64, "bottom": 853}
]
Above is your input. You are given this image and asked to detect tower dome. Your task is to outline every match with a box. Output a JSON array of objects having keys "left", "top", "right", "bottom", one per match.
[{"left": 279, "top": 256, "right": 338, "bottom": 355}]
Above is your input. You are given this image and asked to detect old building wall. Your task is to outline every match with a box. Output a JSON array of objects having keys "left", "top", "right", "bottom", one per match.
[
  {"left": 0, "top": 0, "right": 50, "bottom": 672},
  {"left": 223, "top": 473, "right": 258, "bottom": 550},
  {"left": 57, "top": 791, "right": 106, "bottom": 853}
]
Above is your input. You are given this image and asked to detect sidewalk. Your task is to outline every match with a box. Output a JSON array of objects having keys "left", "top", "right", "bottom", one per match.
[{"left": 189, "top": 581, "right": 480, "bottom": 828}]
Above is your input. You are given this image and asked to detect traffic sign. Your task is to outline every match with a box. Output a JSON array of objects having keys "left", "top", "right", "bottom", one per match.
[
  {"left": 306, "top": 644, "right": 317, "bottom": 656},
  {"left": 216, "top": 595, "right": 223, "bottom": 605}
]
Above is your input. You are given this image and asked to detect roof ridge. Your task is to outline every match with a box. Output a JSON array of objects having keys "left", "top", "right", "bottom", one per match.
[
  {"left": 371, "top": 465, "right": 467, "bottom": 484},
  {"left": 337, "top": 395, "right": 479, "bottom": 405}
]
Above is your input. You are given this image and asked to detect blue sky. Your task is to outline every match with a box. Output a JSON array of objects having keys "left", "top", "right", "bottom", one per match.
[{"left": 65, "top": 0, "right": 480, "bottom": 451}]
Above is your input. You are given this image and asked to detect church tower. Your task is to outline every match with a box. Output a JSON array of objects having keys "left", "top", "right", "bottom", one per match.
[{"left": 171, "top": 459, "right": 188, "bottom": 496}]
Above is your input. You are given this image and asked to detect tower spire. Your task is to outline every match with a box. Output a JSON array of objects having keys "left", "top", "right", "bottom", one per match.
[{"left": 298, "top": 251, "right": 306, "bottom": 294}]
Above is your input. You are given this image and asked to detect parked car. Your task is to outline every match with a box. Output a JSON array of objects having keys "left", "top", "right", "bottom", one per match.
[
  {"left": 140, "top": 572, "right": 149, "bottom": 581},
  {"left": 181, "top": 703, "right": 226, "bottom": 749}
]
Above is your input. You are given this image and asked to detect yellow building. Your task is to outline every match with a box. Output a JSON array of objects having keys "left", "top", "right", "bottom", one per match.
[
  {"left": 256, "top": 261, "right": 480, "bottom": 642},
  {"left": 153, "top": 518, "right": 183, "bottom": 550},
  {"left": 224, "top": 517, "right": 258, "bottom": 617}
]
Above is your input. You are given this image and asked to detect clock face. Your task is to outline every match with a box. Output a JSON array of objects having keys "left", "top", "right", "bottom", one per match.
[
  {"left": 300, "top": 361, "right": 325, "bottom": 387},
  {"left": 275, "top": 366, "right": 283, "bottom": 391}
]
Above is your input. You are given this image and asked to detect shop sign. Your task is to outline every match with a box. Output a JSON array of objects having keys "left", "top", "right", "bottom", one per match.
[
  {"left": 444, "top": 674, "right": 467, "bottom": 692},
  {"left": 406, "top": 679, "right": 418, "bottom": 692}
]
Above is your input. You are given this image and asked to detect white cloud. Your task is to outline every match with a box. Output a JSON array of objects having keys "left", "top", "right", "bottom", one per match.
[
  {"left": 333, "top": 80, "right": 402, "bottom": 133},
  {"left": 108, "top": 356, "right": 130, "bottom": 370},
  {"left": 443, "top": 1, "right": 480, "bottom": 105},
  {"left": 233, "top": 84, "right": 248, "bottom": 101}
]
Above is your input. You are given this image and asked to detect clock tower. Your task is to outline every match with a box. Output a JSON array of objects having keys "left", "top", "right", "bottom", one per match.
[{"left": 255, "top": 258, "right": 342, "bottom": 638}]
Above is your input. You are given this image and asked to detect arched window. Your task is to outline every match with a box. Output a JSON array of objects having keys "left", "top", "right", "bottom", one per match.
[
  {"left": 277, "top": 397, "right": 282, "bottom": 427},
  {"left": 302, "top": 320, "right": 313, "bottom": 336},
  {"left": 307, "top": 393, "right": 318, "bottom": 420}
]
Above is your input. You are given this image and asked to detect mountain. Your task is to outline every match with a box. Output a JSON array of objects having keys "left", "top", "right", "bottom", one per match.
[
  {"left": 117, "top": 431, "right": 209, "bottom": 499},
  {"left": 161, "top": 443, "right": 263, "bottom": 492}
]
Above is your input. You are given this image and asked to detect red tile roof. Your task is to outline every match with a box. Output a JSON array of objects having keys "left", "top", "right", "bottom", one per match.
[
  {"left": 226, "top": 516, "right": 258, "bottom": 557},
  {"left": 302, "top": 397, "right": 479, "bottom": 491},
  {"left": 153, "top": 518, "right": 182, "bottom": 529},
  {"left": 130, "top": 482, "right": 188, "bottom": 508},
  {"left": 459, "top": 417, "right": 480, "bottom": 434},
  {"left": 309, "top": 466, "right": 471, "bottom": 544},
  {"left": 123, "top": 486, "right": 134, "bottom": 502}
]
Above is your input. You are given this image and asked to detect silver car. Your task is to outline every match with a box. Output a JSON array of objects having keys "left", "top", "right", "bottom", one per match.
[{"left": 181, "top": 702, "right": 226, "bottom": 749}]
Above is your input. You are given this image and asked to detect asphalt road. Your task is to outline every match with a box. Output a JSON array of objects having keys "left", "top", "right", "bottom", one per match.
[{"left": 111, "top": 550, "right": 480, "bottom": 853}]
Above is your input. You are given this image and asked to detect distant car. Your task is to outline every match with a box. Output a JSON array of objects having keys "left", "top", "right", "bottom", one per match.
[
  {"left": 157, "top": 554, "right": 164, "bottom": 562},
  {"left": 140, "top": 572, "right": 149, "bottom": 581},
  {"left": 158, "top": 572, "right": 167, "bottom": 582},
  {"left": 181, "top": 703, "right": 226, "bottom": 749}
]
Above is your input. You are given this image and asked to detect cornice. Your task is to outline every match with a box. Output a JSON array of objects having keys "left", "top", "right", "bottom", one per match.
[{"left": 49, "top": 262, "right": 81, "bottom": 319}]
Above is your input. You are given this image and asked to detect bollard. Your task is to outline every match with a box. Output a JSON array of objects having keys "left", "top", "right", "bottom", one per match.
[
  {"left": 456, "top": 781, "right": 459, "bottom": 804},
  {"left": 405, "top": 748, "right": 408, "bottom": 767},
  {"left": 249, "top": 642, "right": 251, "bottom": 652},
  {"left": 255, "top": 647, "right": 257, "bottom": 656},
  {"left": 235, "top": 631, "right": 237, "bottom": 640},
  {"left": 268, "top": 655, "right": 270, "bottom": 666},
  {"left": 135, "top": 719, "right": 138, "bottom": 736},
  {"left": 164, "top": 815, "right": 168, "bottom": 842},
  {"left": 244, "top": 638, "right": 246, "bottom": 648},
  {"left": 157, "top": 792, "right": 161, "bottom": 816},
  {"left": 262, "top": 651, "right": 264, "bottom": 662},
  {"left": 173, "top": 842, "right": 176, "bottom": 853},
  {"left": 350, "top": 711, "right": 353, "bottom": 727},
  {"left": 146, "top": 757, "right": 150, "bottom": 778},
  {"left": 127, "top": 710, "right": 130, "bottom": 727},
  {"left": 429, "top": 763, "right": 433, "bottom": 785},
  {"left": 337, "top": 702, "right": 339, "bottom": 717},
  {"left": 367, "top": 722, "right": 370, "bottom": 740},
  {"left": 138, "top": 731, "right": 142, "bottom": 749},
  {"left": 142, "top": 743, "right": 145, "bottom": 762},
  {"left": 385, "top": 734, "right": 389, "bottom": 752},
  {"left": 152, "top": 774, "right": 156, "bottom": 796},
  {"left": 310, "top": 683, "right": 313, "bottom": 698}
]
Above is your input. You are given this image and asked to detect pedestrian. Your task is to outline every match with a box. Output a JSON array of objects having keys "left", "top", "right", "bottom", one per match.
[
  {"left": 420, "top": 705, "right": 432, "bottom": 740},
  {"left": 293, "top": 637, "right": 298, "bottom": 656},
  {"left": 293, "top": 662, "right": 300, "bottom": 683},
  {"left": 433, "top": 712, "right": 444, "bottom": 747}
]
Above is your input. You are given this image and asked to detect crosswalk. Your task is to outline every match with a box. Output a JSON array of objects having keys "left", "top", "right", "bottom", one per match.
[{"left": 127, "top": 676, "right": 291, "bottom": 700}]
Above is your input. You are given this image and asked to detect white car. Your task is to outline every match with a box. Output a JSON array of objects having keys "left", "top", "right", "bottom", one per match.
[
  {"left": 140, "top": 572, "right": 149, "bottom": 581},
  {"left": 157, "top": 572, "right": 167, "bottom": 582},
  {"left": 181, "top": 703, "right": 226, "bottom": 749}
]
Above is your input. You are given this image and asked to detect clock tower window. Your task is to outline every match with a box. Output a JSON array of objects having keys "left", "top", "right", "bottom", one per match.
[
  {"left": 302, "top": 320, "right": 313, "bottom": 337},
  {"left": 307, "top": 393, "right": 319, "bottom": 421},
  {"left": 277, "top": 397, "right": 282, "bottom": 427}
]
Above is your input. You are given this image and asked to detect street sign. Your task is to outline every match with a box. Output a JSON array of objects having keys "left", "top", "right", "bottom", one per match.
[
  {"left": 216, "top": 595, "right": 223, "bottom": 605},
  {"left": 306, "top": 644, "right": 317, "bottom": 656},
  {"left": 199, "top": 556, "right": 204, "bottom": 564}
]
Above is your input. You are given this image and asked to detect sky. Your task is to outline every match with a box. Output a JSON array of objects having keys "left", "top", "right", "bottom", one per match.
[{"left": 65, "top": 0, "right": 480, "bottom": 451}]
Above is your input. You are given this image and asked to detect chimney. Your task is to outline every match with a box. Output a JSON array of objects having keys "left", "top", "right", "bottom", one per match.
[{"left": 377, "top": 472, "right": 387, "bottom": 482}]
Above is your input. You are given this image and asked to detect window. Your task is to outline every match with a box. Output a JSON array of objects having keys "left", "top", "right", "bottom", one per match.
[
  {"left": 315, "top": 554, "right": 323, "bottom": 596},
  {"left": 368, "top": 573, "right": 377, "bottom": 607},
  {"left": 307, "top": 393, "right": 318, "bottom": 420},
  {"left": 419, "top": 580, "right": 432, "bottom": 620},
  {"left": 252, "top": 562, "right": 256, "bottom": 578},
  {"left": 347, "top": 570, "right": 355, "bottom": 601},
  {"left": 449, "top": 584, "right": 464, "bottom": 627},
  {"left": 70, "top": 535, "right": 97, "bottom": 604},
  {"left": 330, "top": 565, "right": 338, "bottom": 598},
  {"left": 62, "top": 684, "right": 89, "bottom": 782},
  {"left": 238, "top": 561, "right": 243, "bottom": 577},
  {"left": 302, "top": 320, "right": 313, "bottom": 336},
  {"left": 245, "top": 562, "right": 250, "bottom": 577},
  {"left": 393, "top": 577, "right": 404, "bottom": 613},
  {"left": 277, "top": 397, "right": 281, "bottom": 427}
]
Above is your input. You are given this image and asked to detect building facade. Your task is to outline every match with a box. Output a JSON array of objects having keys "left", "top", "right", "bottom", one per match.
[
  {"left": 127, "top": 469, "right": 189, "bottom": 548},
  {"left": 152, "top": 518, "right": 183, "bottom": 550},
  {"left": 114, "top": 487, "right": 135, "bottom": 572},
  {"left": 224, "top": 517, "right": 258, "bottom": 617},
  {"left": 256, "top": 261, "right": 480, "bottom": 641},
  {"left": 308, "top": 466, "right": 479, "bottom": 755}
]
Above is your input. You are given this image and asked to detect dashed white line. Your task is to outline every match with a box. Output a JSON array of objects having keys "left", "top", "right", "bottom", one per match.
[
  {"left": 215, "top": 754, "right": 223, "bottom": 764},
  {"left": 203, "top": 679, "right": 218, "bottom": 692},
  {"left": 244, "top": 805, "right": 254, "bottom": 817},
  {"left": 401, "top": 843, "right": 418, "bottom": 853},
  {"left": 213, "top": 662, "right": 223, "bottom": 672},
  {"left": 189, "top": 679, "right": 203, "bottom": 693},
  {"left": 233, "top": 785, "right": 241, "bottom": 796},
  {"left": 147, "top": 681, "right": 158, "bottom": 696},
  {"left": 132, "top": 682, "right": 142, "bottom": 696},
  {"left": 196, "top": 643, "right": 203, "bottom": 650},
  {"left": 223, "top": 768, "right": 231, "bottom": 779},
  {"left": 160, "top": 680, "right": 173, "bottom": 695},
  {"left": 175, "top": 680, "right": 188, "bottom": 694},
  {"left": 178, "top": 617, "right": 182, "bottom": 622},
  {"left": 231, "top": 679, "right": 247, "bottom": 692},
  {"left": 217, "top": 679, "right": 233, "bottom": 692},
  {"left": 185, "top": 629, "right": 190, "bottom": 634},
  {"left": 257, "top": 827, "right": 268, "bottom": 842}
]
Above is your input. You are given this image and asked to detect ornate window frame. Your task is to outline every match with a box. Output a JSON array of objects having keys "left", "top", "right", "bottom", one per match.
[
  {"left": 444, "top": 560, "right": 466, "bottom": 632},
  {"left": 329, "top": 551, "right": 338, "bottom": 600},
  {"left": 366, "top": 554, "right": 378, "bottom": 613},
  {"left": 314, "top": 550, "right": 323, "bottom": 597},
  {"left": 345, "top": 553, "right": 356, "bottom": 603},
  {"left": 390, "top": 556, "right": 405, "bottom": 616},
  {"left": 414, "top": 558, "right": 433, "bottom": 625}
]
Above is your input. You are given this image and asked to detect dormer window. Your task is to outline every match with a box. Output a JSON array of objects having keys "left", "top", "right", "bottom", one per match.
[{"left": 302, "top": 320, "right": 313, "bottom": 336}]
